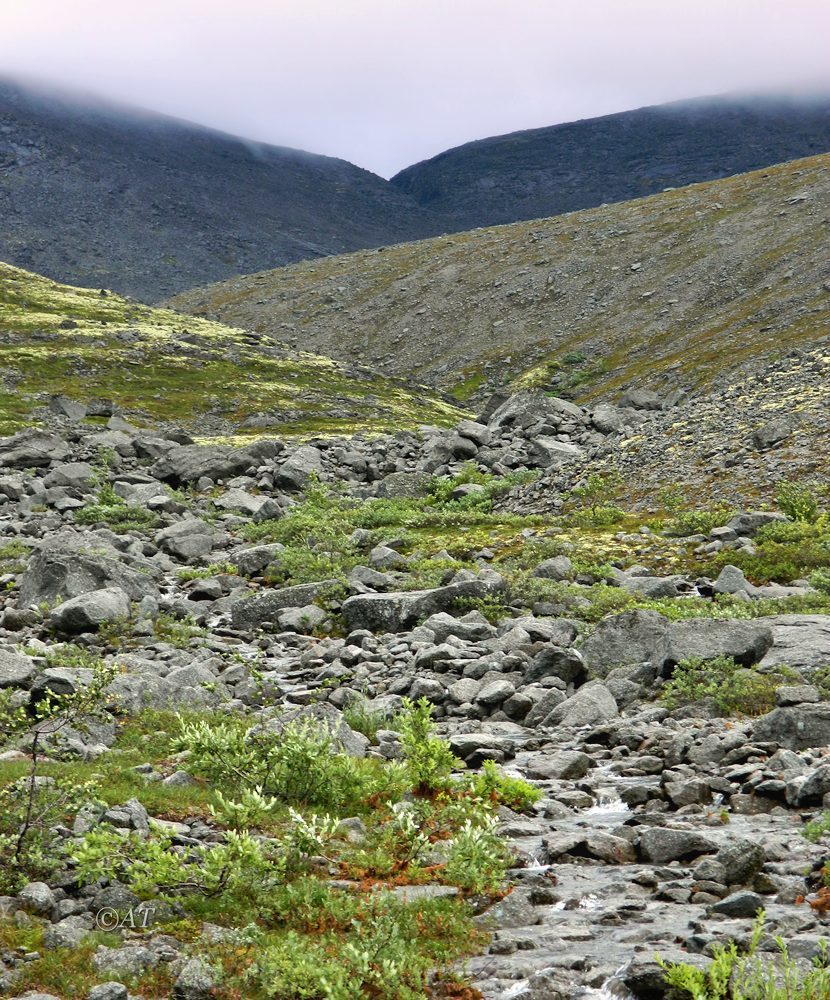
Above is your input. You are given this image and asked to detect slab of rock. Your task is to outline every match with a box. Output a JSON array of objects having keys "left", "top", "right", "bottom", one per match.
[
  {"left": 48, "top": 587, "right": 131, "bottom": 634},
  {"left": 758, "top": 615, "right": 830, "bottom": 673},
  {"left": 638, "top": 827, "right": 717, "bottom": 863},
  {"left": 538, "top": 681, "right": 618, "bottom": 728},
  {"left": 0, "top": 647, "right": 37, "bottom": 688},
  {"left": 754, "top": 702, "right": 830, "bottom": 750},
  {"left": 579, "top": 610, "right": 669, "bottom": 676},
  {"left": 651, "top": 619, "right": 773, "bottom": 676},
  {"left": 231, "top": 581, "right": 340, "bottom": 629}
]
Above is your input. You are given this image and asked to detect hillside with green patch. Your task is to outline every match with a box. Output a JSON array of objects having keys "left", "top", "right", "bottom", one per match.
[
  {"left": 170, "top": 154, "right": 830, "bottom": 404},
  {"left": 0, "top": 262, "right": 464, "bottom": 440}
]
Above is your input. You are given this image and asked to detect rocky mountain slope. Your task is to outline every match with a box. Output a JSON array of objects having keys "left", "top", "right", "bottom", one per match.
[
  {"left": 1, "top": 385, "right": 830, "bottom": 998},
  {"left": 0, "top": 261, "right": 463, "bottom": 439},
  {"left": 0, "top": 78, "right": 440, "bottom": 301},
  {"left": 391, "top": 94, "right": 830, "bottom": 228},
  {"left": 170, "top": 154, "right": 830, "bottom": 404}
]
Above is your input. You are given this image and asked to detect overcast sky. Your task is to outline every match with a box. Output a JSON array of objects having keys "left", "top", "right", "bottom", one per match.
[{"left": 2, "top": 0, "right": 829, "bottom": 177}]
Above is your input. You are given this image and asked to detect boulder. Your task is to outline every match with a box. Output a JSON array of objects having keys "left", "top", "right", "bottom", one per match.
[
  {"left": 155, "top": 519, "right": 215, "bottom": 562},
  {"left": 373, "top": 471, "right": 433, "bottom": 498},
  {"left": 753, "top": 703, "right": 830, "bottom": 751},
  {"left": 273, "top": 446, "right": 324, "bottom": 491},
  {"left": 638, "top": 827, "right": 716, "bottom": 863},
  {"left": 0, "top": 647, "right": 37, "bottom": 688},
  {"left": 758, "top": 615, "right": 830, "bottom": 673},
  {"left": 150, "top": 442, "right": 278, "bottom": 485},
  {"left": 579, "top": 610, "right": 669, "bottom": 677},
  {"left": 48, "top": 587, "right": 131, "bottom": 634},
  {"left": 19, "top": 533, "right": 160, "bottom": 606},
  {"left": 538, "top": 680, "right": 618, "bottom": 728},
  {"left": 0, "top": 428, "right": 71, "bottom": 467},
  {"left": 231, "top": 581, "right": 340, "bottom": 630},
  {"left": 651, "top": 619, "right": 774, "bottom": 676},
  {"left": 341, "top": 575, "right": 504, "bottom": 633}
]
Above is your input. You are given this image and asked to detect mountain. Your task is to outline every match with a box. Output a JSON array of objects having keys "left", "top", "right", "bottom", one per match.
[
  {"left": 0, "top": 260, "right": 463, "bottom": 439},
  {"left": 169, "top": 153, "right": 830, "bottom": 404},
  {"left": 0, "top": 77, "right": 439, "bottom": 301},
  {"left": 391, "top": 94, "right": 830, "bottom": 229}
]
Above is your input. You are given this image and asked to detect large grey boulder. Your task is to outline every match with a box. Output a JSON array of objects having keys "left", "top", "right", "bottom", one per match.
[
  {"left": 530, "top": 437, "right": 583, "bottom": 468},
  {"left": 48, "top": 587, "right": 131, "bottom": 634},
  {"left": 43, "top": 462, "right": 96, "bottom": 491},
  {"left": 579, "top": 610, "right": 669, "bottom": 677},
  {"left": 638, "top": 827, "right": 717, "bottom": 863},
  {"left": 19, "top": 533, "right": 160, "bottom": 607},
  {"left": 150, "top": 441, "right": 281, "bottom": 485},
  {"left": 0, "top": 428, "right": 70, "bottom": 467},
  {"left": 651, "top": 619, "right": 774, "bottom": 676},
  {"left": 753, "top": 703, "right": 830, "bottom": 751},
  {"left": 341, "top": 575, "right": 504, "bottom": 633},
  {"left": 487, "top": 391, "right": 584, "bottom": 430},
  {"left": 274, "top": 445, "right": 323, "bottom": 491},
  {"left": 758, "top": 615, "right": 830, "bottom": 673},
  {"left": 538, "top": 681, "right": 618, "bottom": 728},
  {"left": 0, "top": 647, "right": 37, "bottom": 688},
  {"left": 726, "top": 511, "right": 787, "bottom": 536},
  {"left": 256, "top": 703, "right": 369, "bottom": 758},
  {"left": 231, "top": 581, "right": 340, "bottom": 630},
  {"left": 373, "top": 471, "right": 433, "bottom": 499},
  {"left": 155, "top": 519, "right": 215, "bottom": 562}
]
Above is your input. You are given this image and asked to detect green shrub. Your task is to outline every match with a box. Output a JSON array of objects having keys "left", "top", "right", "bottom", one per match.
[
  {"left": 776, "top": 480, "right": 821, "bottom": 523},
  {"left": 810, "top": 568, "right": 830, "bottom": 595},
  {"left": 803, "top": 811, "right": 830, "bottom": 844},
  {"left": 443, "top": 815, "right": 512, "bottom": 894},
  {"left": 661, "top": 655, "right": 790, "bottom": 716},
  {"left": 657, "top": 911, "right": 830, "bottom": 999},
  {"left": 664, "top": 506, "right": 734, "bottom": 538},
  {"left": 467, "top": 760, "right": 542, "bottom": 811},
  {"left": 397, "top": 698, "right": 462, "bottom": 793},
  {"left": 342, "top": 698, "right": 388, "bottom": 743}
]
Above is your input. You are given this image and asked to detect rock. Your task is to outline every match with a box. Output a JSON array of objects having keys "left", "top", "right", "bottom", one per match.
[
  {"left": 487, "top": 391, "right": 583, "bottom": 431},
  {"left": 155, "top": 519, "right": 215, "bottom": 561},
  {"left": 714, "top": 837, "right": 766, "bottom": 885},
  {"left": 150, "top": 443, "right": 274, "bottom": 485},
  {"left": 47, "top": 587, "right": 131, "bottom": 634},
  {"left": 373, "top": 471, "right": 433, "bottom": 498},
  {"left": 710, "top": 890, "right": 764, "bottom": 918},
  {"left": 753, "top": 703, "right": 830, "bottom": 751},
  {"left": 618, "top": 388, "right": 663, "bottom": 410},
  {"left": 88, "top": 985, "right": 129, "bottom": 1000},
  {"left": 475, "top": 679, "right": 515, "bottom": 707},
  {"left": 43, "top": 462, "right": 96, "bottom": 490},
  {"left": 43, "top": 915, "right": 91, "bottom": 949},
  {"left": 341, "top": 575, "right": 504, "bottom": 633},
  {"left": 231, "top": 581, "right": 341, "bottom": 629},
  {"left": 524, "top": 646, "right": 585, "bottom": 685},
  {"left": 651, "top": 619, "right": 774, "bottom": 676},
  {"left": 530, "top": 437, "right": 583, "bottom": 468},
  {"left": 579, "top": 610, "right": 669, "bottom": 676},
  {"left": 257, "top": 703, "right": 369, "bottom": 758},
  {"left": 0, "top": 647, "right": 37, "bottom": 688},
  {"left": 0, "top": 428, "right": 70, "bottom": 467},
  {"left": 172, "top": 957, "right": 217, "bottom": 1000},
  {"left": 539, "top": 681, "right": 618, "bottom": 728},
  {"left": 17, "top": 881, "right": 55, "bottom": 916},
  {"left": 274, "top": 445, "right": 323, "bottom": 491},
  {"left": 726, "top": 511, "right": 787, "bottom": 536},
  {"left": 776, "top": 685, "right": 820, "bottom": 706},
  {"left": 213, "top": 488, "right": 267, "bottom": 516},
  {"left": 758, "top": 615, "right": 830, "bottom": 673},
  {"left": 276, "top": 605, "right": 327, "bottom": 633},
  {"left": 234, "top": 543, "right": 286, "bottom": 577},
  {"left": 713, "top": 565, "right": 756, "bottom": 597},
  {"left": 752, "top": 415, "right": 796, "bottom": 450},
  {"left": 523, "top": 750, "right": 591, "bottom": 780},
  {"left": 533, "top": 556, "right": 573, "bottom": 581},
  {"left": 638, "top": 828, "right": 716, "bottom": 863},
  {"left": 591, "top": 403, "right": 628, "bottom": 434},
  {"left": 19, "top": 533, "right": 160, "bottom": 606}
]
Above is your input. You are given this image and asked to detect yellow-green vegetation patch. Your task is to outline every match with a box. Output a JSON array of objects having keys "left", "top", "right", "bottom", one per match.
[{"left": 0, "top": 262, "right": 466, "bottom": 438}]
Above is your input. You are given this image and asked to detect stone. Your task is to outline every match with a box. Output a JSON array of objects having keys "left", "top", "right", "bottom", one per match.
[
  {"left": 533, "top": 556, "right": 573, "bottom": 581},
  {"left": 651, "top": 619, "right": 773, "bottom": 676},
  {"left": 752, "top": 416, "right": 796, "bottom": 450},
  {"left": 539, "top": 681, "right": 618, "bottom": 728},
  {"left": 17, "top": 881, "right": 55, "bottom": 916},
  {"left": 231, "top": 581, "right": 341, "bottom": 629},
  {"left": 523, "top": 750, "right": 591, "bottom": 780},
  {"left": 47, "top": 587, "right": 131, "bottom": 634},
  {"left": 88, "top": 985, "right": 129, "bottom": 1000},
  {"left": 0, "top": 428, "right": 71, "bottom": 466},
  {"left": 172, "top": 957, "right": 217, "bottom": 1000},
  {"left": 19, "top": 533, "right": 160, "bottom": 606},
  {"left": 579, "top": 610, "right": 669, "bottom": 676},
  {"left": 524, "top": 646, "right": 585, "bottom": 685},
  {"left": 714, "top": 839, "right": 766, "bottom": 884},
  {"left": 713, "top": 565, "right": 756, "bottom": 597},
  {"left": 373, "top": 471, "right": 433, "bottom": 498},
  {"left": 710, "top": 890, "right": 764, "bottom": 918},
  {"left": 274, "top": 446, "right": 324, "bottom": 491},
  {"left": 753, "top": 703, "right": 830, "bottom": 751},
  {"left": 155, "top": 519, "right": 215, "bottom": 561},
  {"left": 150, "top": 443, "right": 275, "bottom": 485},
  {"left": 726, "top": 512, "right": 787, "bottom": 536},
  {"left": 341, "top": 575, "right": 504, "bottom": 633},
  {"left": 638, "top": 828, "right": 716, "bottom": 863},
  {"left": 758, "top": 615, "right": 830, "bottom": 672},
  {"left": 0, "top": 647, "right": 37, "bottom": 688},
  {"left": 475, "top": 679, "right": 515, "bottom": 707}
]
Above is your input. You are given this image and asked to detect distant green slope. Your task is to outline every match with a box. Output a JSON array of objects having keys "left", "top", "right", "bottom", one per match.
[
  {"left": 170, "top": 154, "right": 830, "bottom": 405},
  {"left": 0, "top": 263, "right": 464, "bottom": 440}
]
